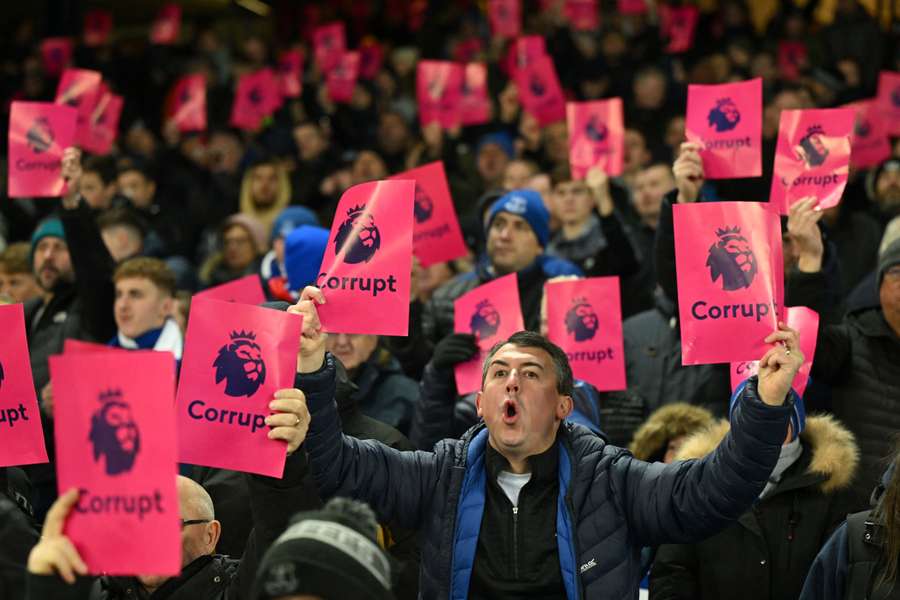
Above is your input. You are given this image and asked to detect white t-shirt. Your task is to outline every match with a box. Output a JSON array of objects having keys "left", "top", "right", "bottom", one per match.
[{"left": 496, "top": 471, "right": 532, "bottom": 507}]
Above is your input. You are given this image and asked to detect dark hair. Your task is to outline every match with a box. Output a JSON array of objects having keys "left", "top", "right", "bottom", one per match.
[
  {"left": 83, "top": 155, "right": 118, "bottom": 186},
  {"left": 874, "top": 449, "right": 900, "bottom": 587},
  {"left": 480, "top": 331, "right": 573, "bottom": 396},
  {"left": 97, "top": 207, "right": 148, "bottom": 238},
  {"left": 116, "top": 156, "right": 157, "bottom": 182}
]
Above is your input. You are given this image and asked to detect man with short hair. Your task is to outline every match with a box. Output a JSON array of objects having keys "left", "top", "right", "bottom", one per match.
[
  {"left": 78, "top": 155, "right": 120, "bottom": 211},
  {"left": 290, "top": 289, "right": 804, "bottom": 599},
  {"left": 110, "top": 257, "right": 182, "bottom": 361},
  {"left": 545, "top": 165, "right": 639, "bottom": 279},
  {"left": 117, "top": 160, "right": 192, "bottom": 258},
  {"left": 0, "top": 243, "right": 43, "bottom": 304},
  {"left": 97, "top": 208, "right": 146, "bottom": 263}
]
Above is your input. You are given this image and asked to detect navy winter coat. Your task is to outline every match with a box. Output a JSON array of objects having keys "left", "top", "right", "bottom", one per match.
[{"left": 300, "top": 355, "right": 794, "bottom": 600}]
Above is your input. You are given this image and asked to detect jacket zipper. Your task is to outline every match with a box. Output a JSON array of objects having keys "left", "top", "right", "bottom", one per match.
[{"left": 512, "top": 506, "right": 519, "bottom": 579}]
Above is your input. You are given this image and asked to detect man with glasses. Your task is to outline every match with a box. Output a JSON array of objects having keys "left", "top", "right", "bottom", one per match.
[{"left": 24, "top": 391, "right": 314, "bottom": 599}]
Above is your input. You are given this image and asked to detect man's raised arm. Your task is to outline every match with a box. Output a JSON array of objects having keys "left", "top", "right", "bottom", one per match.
[
  {"left": 612, "top": 323, "right": 801, "bottom": 547},
  {"left": 289, "top": 287, "right": 441, "bottom": 531}
]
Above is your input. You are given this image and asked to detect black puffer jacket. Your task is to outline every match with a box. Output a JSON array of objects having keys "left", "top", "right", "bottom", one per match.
[
  {"left": 650, "top": 415, "right": 860, "bottom": 600},
  {"left": 809, "top": 306, "right": 900, "bottom": 507}
]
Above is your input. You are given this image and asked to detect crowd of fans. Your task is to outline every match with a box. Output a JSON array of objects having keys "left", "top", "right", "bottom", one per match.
[{"left": 2, "top": 0, "right": 900, "bottom": 598}]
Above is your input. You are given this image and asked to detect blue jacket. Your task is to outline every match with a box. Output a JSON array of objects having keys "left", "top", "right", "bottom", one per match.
[{"left": 300, "top": 355, "right": 794, "bottom": 600}]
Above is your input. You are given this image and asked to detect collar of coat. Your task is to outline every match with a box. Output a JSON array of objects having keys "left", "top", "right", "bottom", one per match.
[{"left": 674, "top": 414, "right": 859, "bottom": 494}]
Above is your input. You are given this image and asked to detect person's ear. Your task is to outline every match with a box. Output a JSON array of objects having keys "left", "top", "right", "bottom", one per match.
[
  {"left": 475, "top": 391, "right": 484, "bottom": 418},
  {"left": 557, "top": 395, "right": 573, "bottom": 420},
  {"left": 161, "top": 296, "right": 174, "bottom": 319},
  {"left": 205, "top": 520, "right": 222, "bottom": 553}
]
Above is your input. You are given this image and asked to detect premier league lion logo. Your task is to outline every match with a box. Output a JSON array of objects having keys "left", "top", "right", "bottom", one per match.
[
  {"left": 529, "top": 75, "right": 546, "bottom": 97},
  {"left": 855, "top": 117, "right": 871, "bottom": 138},
  {"left": 89, "top": 390, "right": 140, "bottom": 476},
  {"left": 26, "top": 118, "right": 54, "bottom": 154},
  {"left": 565, "top": 298, "right": 599, "bottom": 342},
  {"left": 585, "top": 117, "right": 608, "bottom": 142},
  {"left": 414, "top": 185, "right": 434, "bottom": 223},
  {"left": 248, "top": 86, "right": 263, "bottom": 106},
  {"left": 335, "top": 204, "right": 381, "bottom": 264},
  {"left": 708, "top": 98, "right": 741, "bottom": 132},
  {"left": 469, "top": 300, "right": 501, "bottom": 341},
  {"left": 706, "top": 226, "right": 758, "bottom": 291},
  {"left": 214, "top": 330, "right": 267, "bottom": 398},
  {"left": 892, "top": 86, "right": 900, "bottom": 108},
  {"left": 795, "top": 125, "right": 829, "bottom": 167}
]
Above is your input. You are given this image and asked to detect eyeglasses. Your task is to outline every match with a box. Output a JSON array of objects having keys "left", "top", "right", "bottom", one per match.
[{"left": 180, "top": 519, "right": 211, "bottom": 529}]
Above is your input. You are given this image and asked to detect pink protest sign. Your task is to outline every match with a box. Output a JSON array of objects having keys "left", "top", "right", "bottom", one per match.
[
  {"left": 0, "top": 304, "right": 47, "bottom": 467},
  {"left": 454, "top": 38, "right": 484, "bottom": 64},
  {"left": 460, "top": 63, "right": 491, "bottom": 126},
  {"left": 176, "top": 297, "right": 301, "bottom": 477},
  {"left": 770, "top": 108, "right": 854, "bottom": 214},
  {"left": 546, "top": 277, "right": 626, "bottom": 391},
  {"left": 359, "top": 39, "right": 384, "bottom": 80},
  {"left": 193, "top": 274, "right": 266, "bottom": 306},
  {"left": 567, "top": 99, "right": 625, "bottom": 179},
  {"left": 230, "top": 69, "right": 280, "bottom": 131},
  {"left": 317, "top": 181, "right": 414, "bottom": 336},
  {"left": 8, "top": 101, "right": 77, "bottom": 198},
  {"left": 40, "top": 38, "right": 72, "bottom": 77},
  {"left": 565, "top": 0, "right": 599, "bottom": 31},
  {"left": 876, "top": 71, "right": 900, "bottom": 136},
  {"left": 50, "top": 351, "right": 179, "bottom": 575},
  {"left": 326, "top": 52, "right": 360, "bottom": 104},
  {"left": 847, "top": 100, "right": 891, "bottom": 169},
  {"left": 686, "top": 78, "right": 762, "bottom": 180},
  {"left": 417, "top": 61, "right": 463, "bottom": 129},
  {"left": 488, "top": 0, "right": 521, "bottom": 38},
  {"left": 660, "top": 4, "right": 699, "bottom": 53},
  {"left": 278, "top": 50, "right": 304, "bottom": 98},
  {"left": 453, "top": 274, "right": 524, "bottom": 395},
  {"left": 64, "top": 339, "right": 125, "bottom": 354},
  {"left": 618, "top": 0, "right": 647, "bottom": 15},
  {"left": 673, "top": 201, "right": 783, "bottom": 365},
  {"left": 313, "top": 23, "right": 346, "bottom": 72},
  {"left": 778, "top": 41, "right": 807, "bottom": 81},
  {"left": 167, "top": 74, "right": 207, "bottom": 132},
  {"left": 150, "top": 4, "right": 181, "bottom": 45},
  {"left": 389, "top": 162, "right": 468, "bottom": 267},
  {"left": 81, "top": 91, "right": 124, "bottom": 156},
  {"left": 55, "top": 69, "right": 103, "bottom": 148},
  {"left": 730, "top": 306, "right": 819, "bottom": 397},
  {"left": 516, "top": 55, "right": 566, "bottom": 126},
  {"left": 84, "top": 9, "right": 113, "bottom": 47},
  {"left": 505, "top": 36, "right": 547, "bottom": 77}
]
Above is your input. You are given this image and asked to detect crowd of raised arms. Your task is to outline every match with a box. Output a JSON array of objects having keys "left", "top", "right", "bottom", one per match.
[{"left": 1, "top": 1, "right": 900, "bottom": 599}]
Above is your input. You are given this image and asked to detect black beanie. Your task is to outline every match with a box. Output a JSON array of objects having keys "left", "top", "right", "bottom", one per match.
[{"left": 252, "top": 498, "right": 394, "bottom": 600}]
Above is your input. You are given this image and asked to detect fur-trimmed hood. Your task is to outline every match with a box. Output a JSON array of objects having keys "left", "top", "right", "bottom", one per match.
[
  {"left": 628, "top": 403, "right": 715, "bottom": 461},
  {"left": 676, "top": 414, "right": 860, "bottom": 493}
]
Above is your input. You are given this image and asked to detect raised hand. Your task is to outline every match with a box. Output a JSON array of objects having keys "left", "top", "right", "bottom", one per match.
[
  {"left": 60, "top": 147, "right": 83, "bottom": 209},
  {"left": 757, "top": 322, "right": 805, "bottom": 406},
  {"left": 585, "top": 166, "right": 613, "bottom": 217},
  {"left": 27, "top": 488, "right": 88, "bottom": 584},
  {"left": 289, "top": 286, "right": 327, "bottom": 373},
  {"left": 673, "top": 142, "right": 704, "bottom": 204},
  {"left": 787, "top": 197, "right": 824, "bottom": 273},
  {"left": 266, "top": 388, "right": 310, "bottom": 455}
]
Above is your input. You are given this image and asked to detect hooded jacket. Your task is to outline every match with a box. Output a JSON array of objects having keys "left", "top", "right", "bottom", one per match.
[
  {"left": 300, "top": 354, "right": 796, "bottom": 599},
  {"left": 628, "top": 404, "right": 715, "bottom": 462},
  {"left": 650, "top": 415, "right": 860, "bottom": 600}
]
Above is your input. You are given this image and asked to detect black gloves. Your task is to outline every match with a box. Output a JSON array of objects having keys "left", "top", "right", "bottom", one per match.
[{"left": 431, "top": 333, "right": 478, "bottom": 370}]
